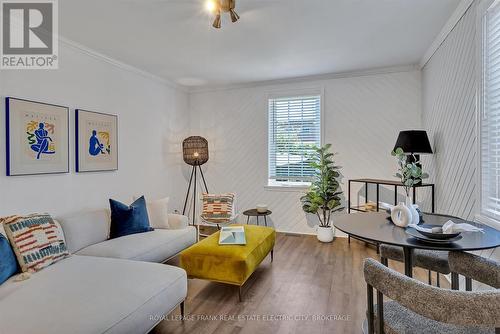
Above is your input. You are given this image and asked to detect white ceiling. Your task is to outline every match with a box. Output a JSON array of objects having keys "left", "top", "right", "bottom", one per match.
[{"left": 59, "top": 0, "right": 461, "bottom": 87}]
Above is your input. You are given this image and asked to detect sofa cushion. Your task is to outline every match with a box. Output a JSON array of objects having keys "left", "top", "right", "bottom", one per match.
[
  {"left": 147, "top": 197, "right": 170, "bottom": 229},
  {"left": 2, "top": 214, "right": 69, "bottom": 273},
  {"left": 77, "top": 227, "right": 197, "bottom": 263},
  {"left": 58, "top": 209, "right": 110, "bottom": 253},
  {"left": 0, "top": 255, "right": 187, "bottom": 334},
  {"left": 110, "top": 196, "right": 153, "bottom": 239},
  {"left": 0, "top": 234, "right": 17, "bottom": 284}
]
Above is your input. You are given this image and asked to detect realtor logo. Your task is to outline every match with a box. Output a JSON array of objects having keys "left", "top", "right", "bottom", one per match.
[{"left": 1, "top": 0, "right": 58, "bottom": 69}]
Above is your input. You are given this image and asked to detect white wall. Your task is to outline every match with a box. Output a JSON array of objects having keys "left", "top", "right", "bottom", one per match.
[
  {"left": 0, "top": 43, "right": 190, "bottom": 217},
  {"left": 421, "top": 0, "right": 499, "bottom": 286},
  {"left": 188, "top": 70, "right": 422, "bottom": 234}
]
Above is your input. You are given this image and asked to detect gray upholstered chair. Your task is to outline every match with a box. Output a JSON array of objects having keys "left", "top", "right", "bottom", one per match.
[
  {"left": 363, "top": 253, "right": 500, "bottom": 334},
  {"left": 379, "top": 213, "right": 471, "bottom": 290}
]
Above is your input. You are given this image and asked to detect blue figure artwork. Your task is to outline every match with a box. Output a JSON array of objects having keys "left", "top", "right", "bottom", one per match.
[
  {"left": 30, "top": 123, "right": 55, "bottom": 159},
  {"left": 88, "top": 130, "right": 105, "bottom": 156}
]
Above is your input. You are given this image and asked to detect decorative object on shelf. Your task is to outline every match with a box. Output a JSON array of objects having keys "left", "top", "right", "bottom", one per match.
[
  {"left": 205, "top": 0, "right": 239, "bottom": 29},
  {"left": 182, "top": 136, "right": 209, "bottom": 225},
  {"left": 75, "top": 109, "right": 118, "bottom": 172},
  {"left": 393, "top": 130, "right": 433, "bottom": 182},
  {"left": 256, "top": 204, "right": 268, "bottom": 213},
  {"left": 391, "top": 147, "right": 429, "bottom": 225},
  {"left": 6, "top": 97, "right": 69, "bottom": 176},
  {"left": 300, "top": 144, "right": 344, "bottom": 243},
  {"left": 390, "top": 202, "right": 412, "bottom": 227}
]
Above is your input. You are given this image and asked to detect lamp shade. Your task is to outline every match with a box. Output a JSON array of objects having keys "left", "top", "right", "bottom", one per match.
[
  {"left": 393, "top": 130, "right": 433, "bottom": 154},
  {"left": 183, "top": 136, "right": 209, "bottom": 166}
]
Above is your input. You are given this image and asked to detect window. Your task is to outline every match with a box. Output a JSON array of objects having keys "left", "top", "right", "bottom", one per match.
[
  {"left": 480, "top": 0, "right": 500, "bottom": 223},
  {"left": 268, "top": 94, "right": 321, "bottom": 186}
]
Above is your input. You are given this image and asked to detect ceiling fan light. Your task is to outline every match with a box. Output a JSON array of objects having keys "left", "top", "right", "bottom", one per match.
[
  {"left": 229, "top": 9, "right": 239, "bottom": 22},
  {"left": 212, "top": 14, "right": 221, "bottom": 28}
]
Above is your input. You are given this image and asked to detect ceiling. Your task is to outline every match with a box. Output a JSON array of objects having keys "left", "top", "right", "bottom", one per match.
[{"left": 59, "top": 0, "right": 461, "bottom": 87}]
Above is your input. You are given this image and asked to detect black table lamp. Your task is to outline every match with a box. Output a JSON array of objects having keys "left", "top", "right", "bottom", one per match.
[
  {"left": 393, "top": 130, "right": 433, "bottom": 174},
  {"left": 182, "top": 136, "right": 209, "bottom": 225}
]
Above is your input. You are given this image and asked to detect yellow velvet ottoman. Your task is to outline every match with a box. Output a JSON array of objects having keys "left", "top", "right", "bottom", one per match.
[{"left": 180, "top": 225, "right": 275, "bottom": 301}]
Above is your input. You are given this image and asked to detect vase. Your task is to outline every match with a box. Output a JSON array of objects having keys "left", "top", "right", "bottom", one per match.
[
  {"left": 390, "top": 202, "right": 411, "bottom": 227},
  {"left": 405, "top": 195, "right": 420, "bottom": 224},
  {"left": 317, "top": 226, "right": 335, "bottom": 243}
]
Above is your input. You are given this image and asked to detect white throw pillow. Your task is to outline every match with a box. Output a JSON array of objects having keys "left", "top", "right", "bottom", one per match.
[{"left": 147, "top": 197, "right": 170, "bottom": 229}]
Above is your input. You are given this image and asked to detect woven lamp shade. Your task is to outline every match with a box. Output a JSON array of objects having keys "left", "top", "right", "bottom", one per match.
[{"left": 183, "top": 136, "right": 209, "bottom": 166}]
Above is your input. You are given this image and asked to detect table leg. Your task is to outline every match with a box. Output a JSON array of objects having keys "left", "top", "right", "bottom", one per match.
[
  {"left": 394, "top": 185, "right": 398, "bottom": 206},
  {"left": 348, "top": 180, "right": 351, "bottom": 213},
  {"left": 365, "top": 182, "right": 368, "bottom": 208},
  {"left": 431, "top": 184, "right": 435, "bottom": 213},
  {"left": 264, "top": 215, "right": 268, "bottom": 227},
  {"left": 246, "top": 216, "right": 249, "bottom": 224},
  {"left": 376, "top": 184, "right": 379, "bottom": 212},
  {"left": 403, "top": 246, "right": 413, "bottom": 277},
  {"left": 256, "top": 216, "right": 259, "bottom": 226}
]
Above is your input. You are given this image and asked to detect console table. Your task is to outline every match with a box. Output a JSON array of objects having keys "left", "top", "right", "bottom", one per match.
[
  {"left": 347, "top": 178, "right": 435, "bottom": 250},
  {"left": 347, "top": 178, "right": 435, "bottom": 213}
]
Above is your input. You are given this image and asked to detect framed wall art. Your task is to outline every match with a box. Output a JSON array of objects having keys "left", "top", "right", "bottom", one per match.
[
  {"left": 75, "top": 109, "right": 118, "bottom": 172},
  {"left": 6, "top": 97, "right": 69, "bottom": 176}
]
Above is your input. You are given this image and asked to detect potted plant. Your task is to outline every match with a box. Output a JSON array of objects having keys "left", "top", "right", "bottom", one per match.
[
  {"left": 391, "top": 147, "right": 429, "bottom": 224},
  {"left": 301, "top": 144, "right": 344, "bottom": 242}
]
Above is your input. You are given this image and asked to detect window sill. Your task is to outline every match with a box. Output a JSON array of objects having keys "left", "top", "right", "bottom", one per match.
[
  {"left": 264, "top": 184, "right": 310, "bottom": 192},
  {"left": 474, "top": 214, "right": 500, "bottom": 231}
]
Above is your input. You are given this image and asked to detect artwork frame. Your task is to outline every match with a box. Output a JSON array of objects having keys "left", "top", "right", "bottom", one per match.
[
  {"left": 75, "top": 109, "right": 118, "bottom": 172},
  {"left": 6, "top": 97, "right": 70, "bottom": 176}
]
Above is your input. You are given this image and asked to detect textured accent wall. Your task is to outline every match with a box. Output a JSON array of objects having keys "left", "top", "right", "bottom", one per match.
[
  {"left": 188, "top": 71, "right": 422, "bottom": 234},
  {"left": 422, "top": 1, "right": 499, "bottom": 269}
]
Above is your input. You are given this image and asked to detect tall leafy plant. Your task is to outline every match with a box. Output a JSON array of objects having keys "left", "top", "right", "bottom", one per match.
[
  {"left": 300, "top": 144, "right": 344, "bottom": 227},
  {"left": 391, "top": 147, "right": 429, "bottom": 197}
]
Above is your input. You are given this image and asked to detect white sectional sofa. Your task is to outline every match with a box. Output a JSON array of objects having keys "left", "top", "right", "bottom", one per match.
[{"left": 0, "top": 210, "right": 197, "bottom": 334}]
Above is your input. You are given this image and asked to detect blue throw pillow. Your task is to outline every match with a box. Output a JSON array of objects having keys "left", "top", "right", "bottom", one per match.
[
  {"left": 109, "top": 196, "right": 153, "bottom": 239},
  {"left": 0, "top": 234, "right": 18, "bottom": 284}
]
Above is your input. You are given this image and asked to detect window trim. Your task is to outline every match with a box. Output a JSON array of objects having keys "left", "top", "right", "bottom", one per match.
[
  {"left": 266, "top": 87, "right": 325, "bottom": 190},
  {"left": 476, "top": 0, "right": 500, "bottom": 229}
]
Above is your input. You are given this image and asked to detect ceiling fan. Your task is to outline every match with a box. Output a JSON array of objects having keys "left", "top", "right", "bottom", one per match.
[{"left": 205, "top": 0, "right": 240, "bottom": 29}]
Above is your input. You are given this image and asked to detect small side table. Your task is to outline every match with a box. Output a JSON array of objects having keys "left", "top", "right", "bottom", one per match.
[{"left": 243, "top": 209, "right": 272, "bottom": 227}]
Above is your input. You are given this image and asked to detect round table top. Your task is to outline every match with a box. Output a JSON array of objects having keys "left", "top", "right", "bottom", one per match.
[
  {"left": 243, "top": 209, "right": 272, "bottom": 216},
  {"left": 334, "top": 212, "right": 500, "bottom": 251}
]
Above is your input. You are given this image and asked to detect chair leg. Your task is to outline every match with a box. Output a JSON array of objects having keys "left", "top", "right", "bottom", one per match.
[
  {"left": 466, "top": 277, "right": 472, "bottom": 291},
  {"left": 180, "top": 301, "right": 185, "bottom": 318},
  {"left": 428, "top": 270, "right": 432, "bottom": 285},
  {"left": 367, "top": 284, "right": 374, "bottom": 334},
  {"left": 437, "top": 273, "right": 440, "bottom": 288},
  {"left": 451, "top": 272, "right": 459, "bottom": 290},
  {"left": 377, "top": 290, "right": 384, "bottom": 334},
  {"left": 381, "top": 257, "right": 388, "bottom": 267}
]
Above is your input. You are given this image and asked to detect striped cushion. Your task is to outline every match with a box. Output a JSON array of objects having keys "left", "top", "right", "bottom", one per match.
[
  {"left": 201, "top": 193, "right": 235, "bottom": 223},
  {"left": 1, "top": 214, "right": 69, "bottom": 273}
]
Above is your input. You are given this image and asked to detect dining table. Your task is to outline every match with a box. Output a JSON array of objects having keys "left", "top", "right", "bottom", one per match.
[{"left": 334, "top": 212, "right": 500, "bottom": 279}]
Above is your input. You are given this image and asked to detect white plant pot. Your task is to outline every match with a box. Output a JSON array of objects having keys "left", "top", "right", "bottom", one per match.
[
  {"left": 405, "top": 196, "right": 420, "bottom": 224},
  {"left": 317, "top": 226, "right": 335, "bottom": 243},
  {"left": 391, "top": 202, "right": 411, "bottom": 227}
]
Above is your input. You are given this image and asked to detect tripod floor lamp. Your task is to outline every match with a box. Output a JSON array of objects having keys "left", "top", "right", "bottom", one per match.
[{"left": 182, "top": 136, "right": 209, "bottom": 225}]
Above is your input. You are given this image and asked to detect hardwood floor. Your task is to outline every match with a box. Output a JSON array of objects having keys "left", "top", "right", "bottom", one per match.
[{"left": 155, "top": 233, "right": 448, "bottom": 334}]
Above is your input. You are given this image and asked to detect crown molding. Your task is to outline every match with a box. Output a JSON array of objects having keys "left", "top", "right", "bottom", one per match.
[
  {"left": 420, "top": 0, "right": 475, "bottom": 69},
  {"left": 58, "top": 36, "right": 188, "bottom": 93},
  {"left": 187, "top": 64, "right": 420, "bottom": 94}
]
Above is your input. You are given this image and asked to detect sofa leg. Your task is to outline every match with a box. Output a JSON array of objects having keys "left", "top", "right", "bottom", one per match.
[
  {"left": 238, "top": 286, "right": 243, "bottom": 302},
  {"left": 180, "top": 301, "right": 185, "bottom": 318},
  {"left": 271, "top": 249, "right": 274, "bottom": 262}
]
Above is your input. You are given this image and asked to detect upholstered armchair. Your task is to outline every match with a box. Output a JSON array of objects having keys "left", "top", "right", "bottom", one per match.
[{"left": 363, "top": 253, "right": 500, "bottom": 334}]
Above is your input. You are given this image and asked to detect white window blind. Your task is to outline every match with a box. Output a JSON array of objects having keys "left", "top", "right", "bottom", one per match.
[
  {"left": 268, "top": 95, "right": 321, "bottom": 183},
  {"left": 481, "top": 1, "right": 500, "bottom": 221}
]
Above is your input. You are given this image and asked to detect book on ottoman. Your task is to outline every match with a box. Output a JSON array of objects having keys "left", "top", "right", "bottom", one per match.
[{"left": 219, "top": 226, "right": 246, "bottom": 245}]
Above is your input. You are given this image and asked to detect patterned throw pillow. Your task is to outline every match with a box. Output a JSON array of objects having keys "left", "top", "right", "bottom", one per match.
[
  {"left": 1, "top": 214, "right": 69, "bottom": 273},
  {"left": 201, "top": 193, "right": 235, "bottom": 223}
]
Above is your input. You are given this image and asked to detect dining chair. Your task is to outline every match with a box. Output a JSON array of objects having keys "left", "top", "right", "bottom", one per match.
[
  {"left": 379, "top": 213, "right": 471, "bottom": 290},
  {"left": 363, "top": 253, "right": 500, "bottom": 334}
]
